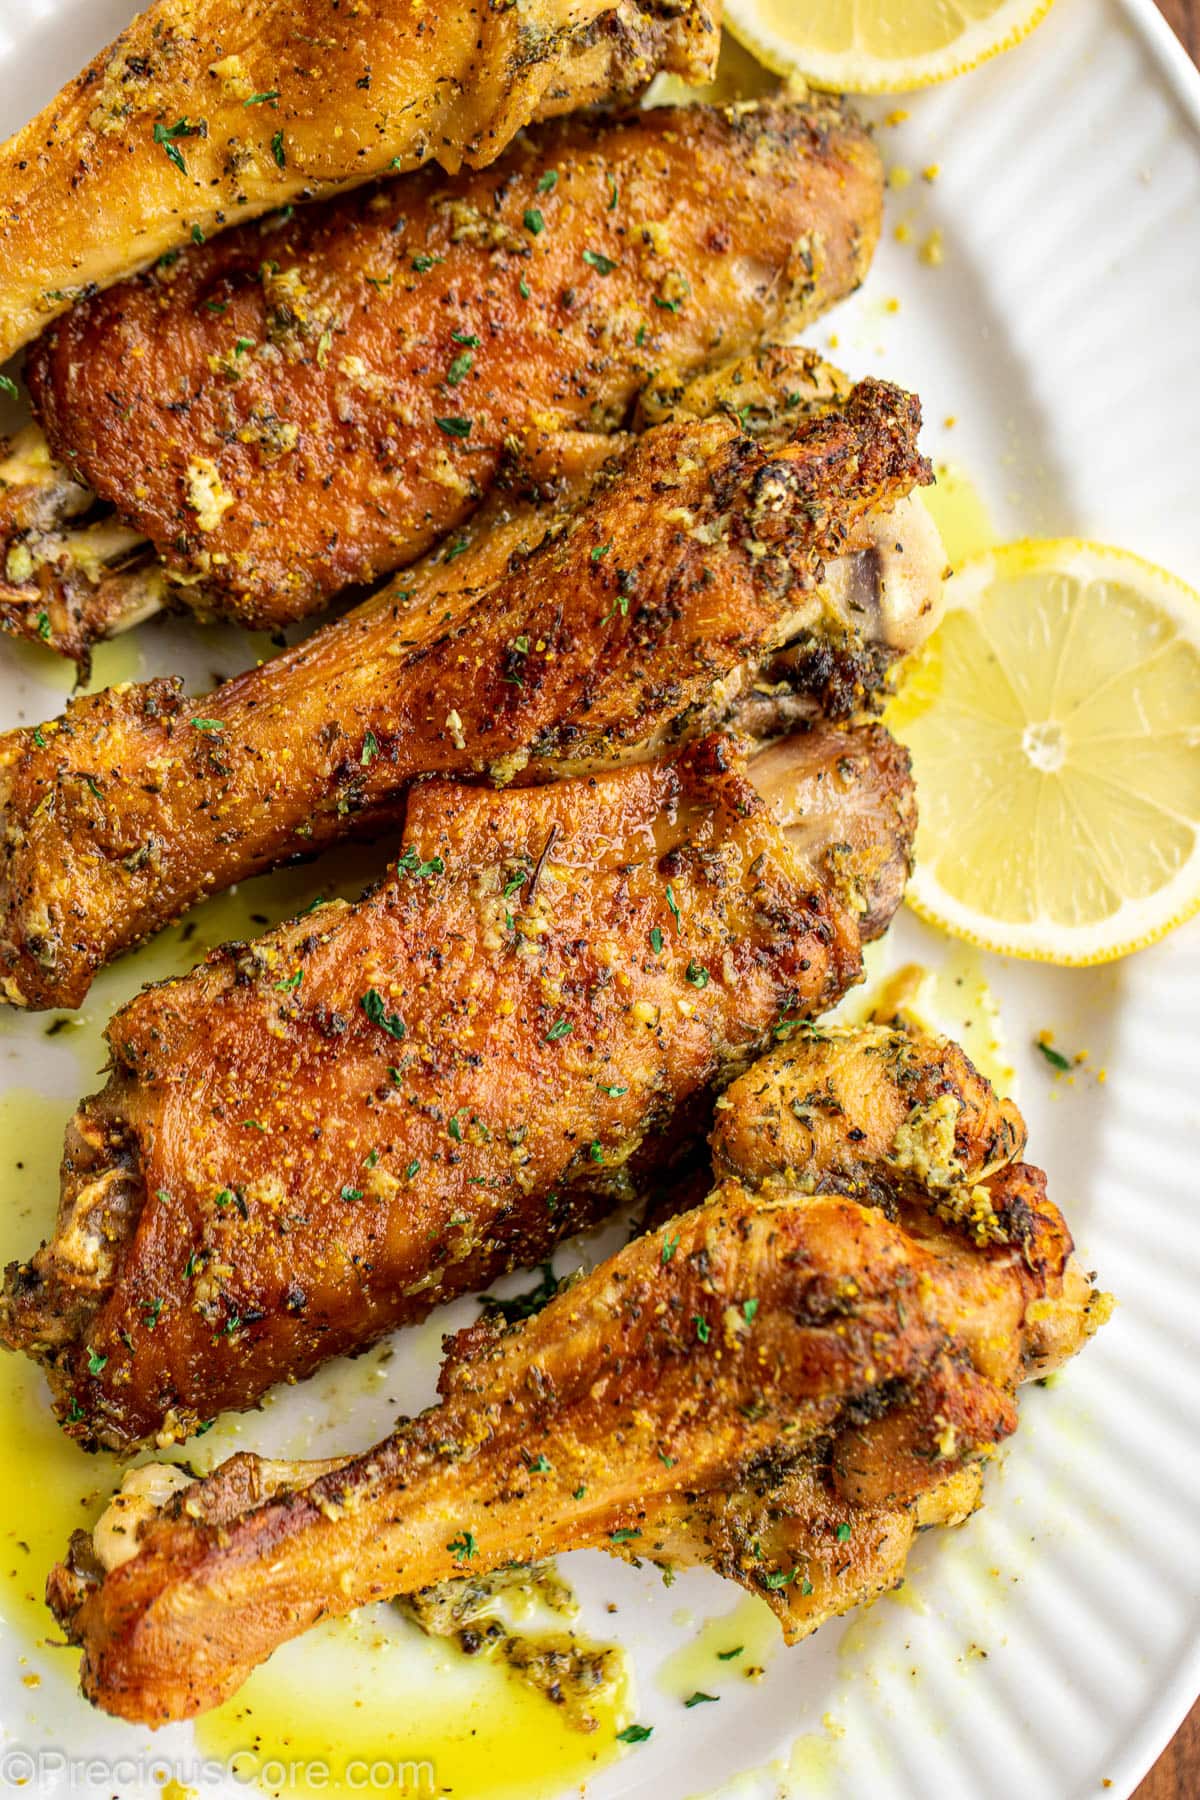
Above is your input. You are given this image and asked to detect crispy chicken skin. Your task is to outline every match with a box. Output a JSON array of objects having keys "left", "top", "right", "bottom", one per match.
[
  {"left": 0, "top": 369, "right": 938, "bottom": 1011},
  {"left": 5, "top": 96, "right": 883, "bottom": 653},
  {"left": 44, "top": 1028, "right": 1107, "bottom": 1725},
  {"left": 0, "top": 0, "right": 718, "bottom": 370},
  {"left": 1, "top": 721, "right": 916, "bottom": 1451}
]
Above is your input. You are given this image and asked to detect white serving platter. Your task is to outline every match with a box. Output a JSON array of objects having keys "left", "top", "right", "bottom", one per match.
[{"left": 0, "top": 1, "right": 1197, "bottom": 1796}]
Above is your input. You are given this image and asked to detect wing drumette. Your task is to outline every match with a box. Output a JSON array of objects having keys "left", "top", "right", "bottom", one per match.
[
  {"left": 0, "top": 365, "right": 941, "bottom": 1010},
  {"left": 2, "top": 719, "right": 916, "bottom": 1451},
  {"left": 45, "top": 1028, "right": 1106, "bottom": 1725},
  {"left": 0, "top": 0, "right": 718, "bottom": 371},
  {"left": 1, "top": 96, "right": 881, "bottom": 655}
]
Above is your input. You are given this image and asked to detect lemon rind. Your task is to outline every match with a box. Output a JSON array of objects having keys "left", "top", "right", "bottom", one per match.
[
  {"left": 895, "top": 535, "right": 1200, "bottom": 967},
  {"left": 940, "top": 537, "right": 1200, "bottom": 628},
  {"left": 905, "top": 879, "right": 1200, "bottom": 969},
  {"left": 724, "top": 0, "right": 1057, "bottom": 95}
]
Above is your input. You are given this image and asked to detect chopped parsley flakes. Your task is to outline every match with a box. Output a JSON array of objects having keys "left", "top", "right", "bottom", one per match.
[
  {"left": 361, "top": 987, "right": 406, "bottom": 1040},
  {"left": 153, "top": 117, "right": 204, "bottom": 176}
]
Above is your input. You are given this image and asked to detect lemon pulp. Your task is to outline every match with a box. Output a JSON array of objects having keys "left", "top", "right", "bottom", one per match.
[{"left": 888, "top": 540, "right": 1200, "bottom": 963}]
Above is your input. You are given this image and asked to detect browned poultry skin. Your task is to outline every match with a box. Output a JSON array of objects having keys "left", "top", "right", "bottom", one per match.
[
  {"left": 45, "top": 1040, "right": 1106, "bottom": 1724},
  {"left": 0, "top": 0, "right": 718, "bottom": 368},
  {"left": 14, "top": 97, "right": 881, "bottom": 647},
  {"left": 2, "top": 721, "right": 916, "bottom": 1452},
  {"left": 710, "top": 1021, "right": 1027, "bottom": 1206},
  {"left": 0, "top": 373, "right": 933, "bottom": 1011},
  {"left": 704, "top": 1028, "right": 1108, "bottom": 1519}
]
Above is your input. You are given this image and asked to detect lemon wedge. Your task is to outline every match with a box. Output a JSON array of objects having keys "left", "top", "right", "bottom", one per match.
[
  {"left": 887, "top": 540, "right": 1200, "bottom": 965},
  {"left": 725, "top": 0, "right": 1055, "bottom": 93}
]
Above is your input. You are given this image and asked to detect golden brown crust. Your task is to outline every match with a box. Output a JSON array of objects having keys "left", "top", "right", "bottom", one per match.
[
  {"left": 0, "top": 375, "right": 932, "bottom": 1011},
  {"left": 710, "top": 1022, "right": 1027, "bottom": 1203},
  {"left": 710, "top": 1029, "right": 1093, "bottom": 1378},
  {"left": 0, "top": 0, "right": 719, "bottom": 366},
  {"left": 45, "top": 1147, "right": 1097, "bottom": 1725},
  {"left": 2, "top": 724, "right": 914, "bottom": 1451},
  {"left": 21, "top": 98, "right": 881, "bottom": 630}
]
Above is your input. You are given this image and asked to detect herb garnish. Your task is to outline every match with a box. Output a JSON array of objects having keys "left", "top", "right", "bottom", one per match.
[
  {"left": 153, "top": 117, "right": 204, "bottom": 176},
  {"left": 396, "top": 846, "right": 444, "bottom": 879},
  {"left": 760, "top": 1568, "right": 796, "bottom": 1590},
  {"left": 480, "top": 1262, "right": 558, "bottom": 1323},
  {"left": 361, "top": 987, "right": 406, "bottom": 1039}
]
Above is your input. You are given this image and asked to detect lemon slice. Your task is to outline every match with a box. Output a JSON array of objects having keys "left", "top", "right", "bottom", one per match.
[
  {"left": 887, "top": 540, "right": 1200, "bottom": 965},
  {"left": 725, "top": 0, "right": 1055, "bottom": 93}
]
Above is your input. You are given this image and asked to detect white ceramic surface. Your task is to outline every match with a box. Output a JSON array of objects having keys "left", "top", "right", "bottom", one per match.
[{"left": 0, "top": 1, "right": 1197, "bottom": 1796}]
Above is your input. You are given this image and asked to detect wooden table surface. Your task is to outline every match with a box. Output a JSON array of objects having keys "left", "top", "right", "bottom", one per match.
[
  {"left": 1156, "top": 0, "right": 1199, "bottom": 57},
  {"left": 1132, "top": 4, "right": 1198, "bottom": 1791}
]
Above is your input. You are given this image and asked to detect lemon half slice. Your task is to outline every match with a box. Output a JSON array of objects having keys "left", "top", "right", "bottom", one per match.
[
  {"left": 725, "top": 0, "right": 1055, "bottom": 93},
  {"left": 887, "top": 540, "right": 1200, "bottom": 965}
]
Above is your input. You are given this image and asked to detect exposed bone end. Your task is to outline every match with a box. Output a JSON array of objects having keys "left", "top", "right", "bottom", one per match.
[
  {"left": 749, "top": 721, "right": 917, "bottom": 941},
  {"left": 0, "top": 424, "right": 93, "bottom": 532},
  {"left": 729, "top": 489, "right": 946, "bottom": 734},
  {"left": 0, "top": 423, "right": 165, "bottom": 665},
  {"left": 93, "top": 1465, "right": 197, "bottom": 1573},
  {"left": 0, "top": 542, "right": 165, "bottom": 668},
  {"left": 0, "top": 1099, "right": 144, "bottom": 1433},
  {"left": 1024, "top": 1259, "right": 1114, "bottom": 1376}
]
